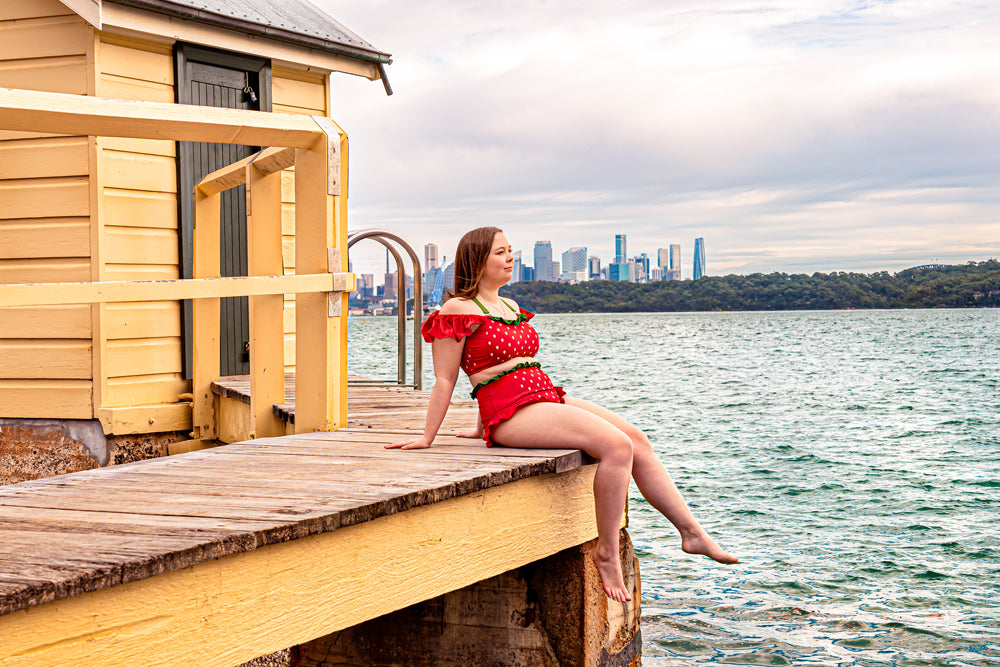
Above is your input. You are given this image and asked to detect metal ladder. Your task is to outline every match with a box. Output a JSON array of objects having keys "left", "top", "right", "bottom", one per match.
[{"left": 347, "top": 229, "right": 424, "bottom": 390}]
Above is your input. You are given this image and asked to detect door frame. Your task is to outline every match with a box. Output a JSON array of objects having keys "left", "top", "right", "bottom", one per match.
[{"left": 175, "top": 43, "right": 272, "bottom": 378}]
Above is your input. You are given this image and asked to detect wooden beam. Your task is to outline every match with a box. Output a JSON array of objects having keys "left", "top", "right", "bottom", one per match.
[
  {"left": 246, "top": 161, "right": 286, "bottom": 439},
  {"left": 0, "top": 273, "right": 352, "bottom": 308},
  {"left": 0, "top": 88, "right": 322, "bottom": 147},
  {"left": 191, "top": 191, "right": 221, "bottom": 441},
  {"left": 95, "top": 404, "right": 192, "bottom": 436},
  {"left": 0, "top": 466, "right": 599, "bottom": 667},
  {"left": 196, "top": 146, "right": 296, "bottom": 197},
  {"left": 294, "top": 125, "right": 346, "bottom": 433}
]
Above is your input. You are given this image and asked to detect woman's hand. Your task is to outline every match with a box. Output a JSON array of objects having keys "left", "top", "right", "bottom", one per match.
[
  {"left": 385, "top": 436, "right": 432, "bottom": 450},
  {"left": 456, "top": 414, "right": 484, "bottom": 439}
]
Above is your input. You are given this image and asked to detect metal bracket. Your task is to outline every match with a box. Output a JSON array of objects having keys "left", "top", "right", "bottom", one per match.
[
  {"left": 312, "top": 116, "right": 341, "bottom": 196},
  {"left": 326, "top": 248, "right": 355, "bottom": 317}
]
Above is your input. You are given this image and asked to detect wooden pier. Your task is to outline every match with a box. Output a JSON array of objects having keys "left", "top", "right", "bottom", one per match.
[{"left": 0, "top": 384, "right": 632, "bottom": 666}]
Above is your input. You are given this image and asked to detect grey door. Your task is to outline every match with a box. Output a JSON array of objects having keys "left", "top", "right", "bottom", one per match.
[{"left": 176, "top": 44, "right": 272, "bottom": 377}]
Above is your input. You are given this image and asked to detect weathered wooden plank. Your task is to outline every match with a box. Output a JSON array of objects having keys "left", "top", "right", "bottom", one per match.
[
  {"left": 101, "top": 150, "right": 176, "bottom": 192},
  {"left": 0, "top": 0, "right": 74, "bottom": 21},
  {"left": 0, "top": 16, "right": 89, "bottom": 61},
  {"left": 0, "top": 218, "right": 90, "bottom": 259},
  {"left": 0, "top": 136, "right": 88, "bottom": 180},
  {"left": 0, "top": 272, "right": 349, "bottom": 308},
  {"left": 104, "top": 373, "right": 188, "bottom": 408},
  {"left": 106, "top": 338, "right": 181, "bottom": 377},
  {"left": 0, "top": 339, "right": 91, "bottom": 379},
  {"left": 0, "top": 176, "right": 89, "bottom": 219},
  {"left": 0, "top": 505, "right": 291, "bottom": 538},
  {"left": 103, "top": 188, "right": 177, "bottom": 229},
  {"left": 104, "top": 226, "right": 179, "bottom": 265},
  {"left": 196, "top": 146, "right": 296, "bottom": 196},
  {"left": 105, "top": 302, "right": 182, "bottom": 340},
  {"left": 0, "top": 466, "right": 598, "bottom": 665},
  {"left": 102, "top": 263, "right": 178, "bottom": 281},
  {"left": 0, "top": 379, "right": 92, "bottom": 418},
  {"left": 0, "top": 88, "right": 325, "bottom": 147},
  {"left": 292, "top": 132, "right": 346, "bottom": 432},
  {"left": 192, "top": 190, "right": 221, "bottom": 439},
  {"left": 0, "top": 305, "right": 91, "bottom": 338},
  {"left": 95, "top": 404, "right": 190, "bottom": 434},
  {"left": 97, "top": 40, "right": 173, "bottom": 85},
  {"left": 97, "top": 75, "right": 173, "bottom": 103},
  {"left": 0, "top": 57, "right": 89, "bottom": 95},
  {"left": 272, "top": 70, "right": 327, "bottom": 113},
  {"left": 99, "top": 136, "right": 175, "bottom": 157}
]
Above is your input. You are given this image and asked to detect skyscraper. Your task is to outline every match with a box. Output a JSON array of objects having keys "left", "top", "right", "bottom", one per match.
[
  {"left": 693, "top": 238, "right": 706, "bottom": 280},
  {"left": 615, "top": 234, "right": 627, "bottom": 263},
  {"left": 636, "top": 253, "right": 650, "bottom": 282},
  {"left": 588, "top": 255, "right": 601, "bottom": 280},
  {"left": 424, "top": 243, "right": 439, "bottom": 271},
  {"left": 561, "top": 246, "right": 588, "bottom": 282},
  {"left": 443, "top": 262, "right": 455, "bottom": 294},
  {"left": 384, "top": 249, "right": 398, "bottom": 300},
  {"left": 608, "top": 263, "right": 630, "bottom": 282},
  {"left": 657, "top": 248, "right": 670, "bottom": 270},
  {"left": 670, "top": 244, "right": 680, "bottom": 273},
  {"left": 534, "top": 240, "right": 553, "bottom": 281},
  {"left": 511, "top": 250, "right": 522, "bottom": 284}
]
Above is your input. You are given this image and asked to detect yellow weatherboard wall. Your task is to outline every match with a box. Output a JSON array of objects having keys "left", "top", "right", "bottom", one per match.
[
  {"left": 0, "top": 1, "right": 95, "bottom": 420},
  {"left": 0, "top": 1, "right": 347, "bottom": 433}
]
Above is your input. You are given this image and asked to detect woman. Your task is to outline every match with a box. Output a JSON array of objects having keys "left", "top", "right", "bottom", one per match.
[{"left": 387, "top": 227, "right": 736, "bottom": 602}]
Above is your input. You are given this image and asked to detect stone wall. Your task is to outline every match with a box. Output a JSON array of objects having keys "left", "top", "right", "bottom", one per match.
[{"left": 0, "top": 418, "right": 185, "bottom": 485}]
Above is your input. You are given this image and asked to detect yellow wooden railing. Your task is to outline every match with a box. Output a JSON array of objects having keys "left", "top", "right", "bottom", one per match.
[{"left": 0, "top": 88, "right": 354, "bottom": 439}]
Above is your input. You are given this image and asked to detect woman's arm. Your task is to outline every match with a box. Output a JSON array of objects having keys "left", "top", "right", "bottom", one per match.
[{"left": 385, "top": 336, "right": 465, "bottom": 449}]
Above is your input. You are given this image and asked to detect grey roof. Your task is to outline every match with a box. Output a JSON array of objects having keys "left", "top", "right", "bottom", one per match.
[{"left": 110, "top": 0, "right": 391, "bottom": 63}]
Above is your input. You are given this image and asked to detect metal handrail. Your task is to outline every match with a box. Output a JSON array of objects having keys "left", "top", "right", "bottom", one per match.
[{"left": 347, "top": 229, "right": 423, "bottom": 390}]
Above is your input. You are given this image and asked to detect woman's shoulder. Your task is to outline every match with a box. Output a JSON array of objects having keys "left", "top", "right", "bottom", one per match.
[
  {"left": 439, "top": 297, "right": 485, "bottom": 316},
  {"left": 500, "top": 296, "right": 521, "bottom": 313}
]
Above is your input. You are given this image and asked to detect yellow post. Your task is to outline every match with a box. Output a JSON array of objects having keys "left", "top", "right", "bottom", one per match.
[
  {"left": 247, "top": 159, "right": 286, "bottom": 438},
  {"left": 293, "top": 119, "right": 348, "bottom": 432},
  {"left": 192, "top": 188, "right": 221, "bottom": 440}
]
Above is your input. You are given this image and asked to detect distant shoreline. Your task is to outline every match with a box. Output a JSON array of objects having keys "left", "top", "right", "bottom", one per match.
[{"left": 499, "top": 260, "right": 1000, "bottom": 313}]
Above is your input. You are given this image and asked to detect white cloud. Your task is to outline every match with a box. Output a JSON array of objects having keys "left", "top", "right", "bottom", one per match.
[{"left": 317, "top": 0, "right": 1000, "bottom": 279}]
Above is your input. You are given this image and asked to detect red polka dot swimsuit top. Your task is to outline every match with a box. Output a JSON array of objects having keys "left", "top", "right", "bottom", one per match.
[{"left": 420, "top": 297, "right": 539, "bottom": 375}]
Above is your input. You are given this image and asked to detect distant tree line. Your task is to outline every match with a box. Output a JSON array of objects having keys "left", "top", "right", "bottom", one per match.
[{"left": 499, "top": 260, "right": 1000, "bottom": 313}]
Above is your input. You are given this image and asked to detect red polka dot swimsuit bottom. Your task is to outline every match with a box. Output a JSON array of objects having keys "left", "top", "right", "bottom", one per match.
[
  {"left": 471, "top": 362, "right": 566, "bottom": 447},
  {"left": 420, "top": 298, "right": 566, "bottom": 447}
]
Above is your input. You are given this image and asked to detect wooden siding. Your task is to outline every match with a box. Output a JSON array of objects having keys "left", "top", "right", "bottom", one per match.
[
  {"left": 0, "top": 6, "right": 94, "bottom": 419},
  {"left": 272, "top": 66, "right": 329, "bottom": 374},
  {"left": 94, "top": 34, "right": 189, "bottom": 412}
]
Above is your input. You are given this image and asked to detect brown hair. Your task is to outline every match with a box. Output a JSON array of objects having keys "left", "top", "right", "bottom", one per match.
[{"left": 447, "top": 226, "right": 503, "bottom": 300}]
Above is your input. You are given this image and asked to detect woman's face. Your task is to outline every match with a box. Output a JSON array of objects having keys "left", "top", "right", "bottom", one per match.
[{"left": 482, "top": 232, "right": 514, "bottom": 287}]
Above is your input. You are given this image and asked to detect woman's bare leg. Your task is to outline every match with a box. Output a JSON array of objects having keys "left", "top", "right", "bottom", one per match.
[
  {"left": 565, "top": 397, "right": 738, "bottom": 564},
  {"left": 491, "top": 401, "right": 635, "bottom": 601}
]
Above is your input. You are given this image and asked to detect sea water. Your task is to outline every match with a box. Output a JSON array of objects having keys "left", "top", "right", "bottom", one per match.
[{"left": 348, "top": 309, "right": 1000, "bottom": 666}]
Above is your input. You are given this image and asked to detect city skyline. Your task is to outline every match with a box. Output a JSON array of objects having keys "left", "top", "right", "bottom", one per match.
[{"left": 321, "top": 1, "right": 999, "bottom": 281}]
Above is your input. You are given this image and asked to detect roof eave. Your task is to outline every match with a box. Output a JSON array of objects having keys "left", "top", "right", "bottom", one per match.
[{"left": 109, "top": 0, "right": 392, "bottom": 65}]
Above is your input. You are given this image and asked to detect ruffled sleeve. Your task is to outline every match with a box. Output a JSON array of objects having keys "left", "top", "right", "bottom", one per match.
[
  {"left": 421, "top": 310, "right": 484, "bottom": 342},
  {"left": 518, "top": 307, "right": 534, "bottom": 322}
]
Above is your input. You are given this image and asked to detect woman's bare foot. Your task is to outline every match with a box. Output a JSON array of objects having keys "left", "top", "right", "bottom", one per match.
[
  {"left": 681, "top": 530, "right": 739, "bottom": 564},
  {"left": 591, "top": 547, "right": 632, "bottom": 602}
]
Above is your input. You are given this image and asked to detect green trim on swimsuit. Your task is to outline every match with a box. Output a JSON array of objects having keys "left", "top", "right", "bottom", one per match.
[
  {"left": 470, "top": 361, "right": 542, "bottom": 399},
  {"left": 471, "top": 297, "right": 523, "bottom": 323}
]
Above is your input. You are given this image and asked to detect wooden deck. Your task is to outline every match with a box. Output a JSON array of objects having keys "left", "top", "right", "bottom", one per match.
[
  {"left": 211, "top": 374, "right": 470, "bottom": 428},
  {"left": 0, "top": 383, "right": 599, "bottom": 666}
]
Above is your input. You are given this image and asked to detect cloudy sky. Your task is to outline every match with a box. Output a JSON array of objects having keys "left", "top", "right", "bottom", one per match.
[{"left": 316, "top": 0, "right": 1000, "bottom": 280}]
